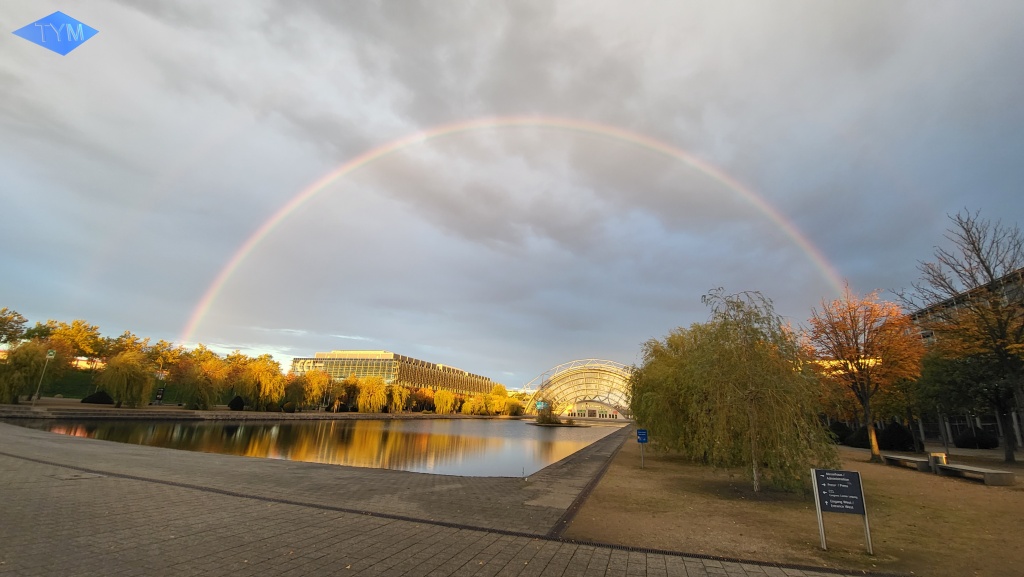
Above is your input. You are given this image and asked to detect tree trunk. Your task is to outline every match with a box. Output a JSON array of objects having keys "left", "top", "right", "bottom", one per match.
[
  {"left": 1013, "top": 411, "right": 1024, "bottom": 447},
  {"left": 864, "top": 406, "right": 881, "bottom": 462},
  {"left": 867, "top": 425, "right": 882, "bottom": 462},
  {"left": 748, "top": 402, "right": 761, "bottom": 493},
  {"left": 906, "top": 408, "right": 922, "bottom": 453},
  {"left": 996, "top": 411, "right": 1017, "bottom": 463}
]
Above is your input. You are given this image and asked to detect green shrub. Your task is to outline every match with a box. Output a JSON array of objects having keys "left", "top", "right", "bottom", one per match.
[
  {"left": 81, "top": 390, "right": 114, "bottom": 405},
  {"left": 845, "top": 426, "right": 870, "bottom": 449},
  {"left": 954, "top": 429, "right": 999, "bottom": 449},
  {"left": 47, "top": 369, "right": 97, "bottom": 399},
  {"left": 878, "top": 421, "right": 917, "bottom": 451},
  {"left": 282, "top": 401, "right": 296, "bottom": 413},
  {"left": 828, "top": 421, "right": 854, "bottom": 445},
  {"left": 536, "top": 412, "right": 561, "bottom": 425},
  {"left": 227, "top": 395, "right": 245, "bottom": 411}
]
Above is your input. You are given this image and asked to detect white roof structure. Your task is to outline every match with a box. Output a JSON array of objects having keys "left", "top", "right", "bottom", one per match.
[{"left": 523, "top": 359, "right": 633, "bottom": 417}]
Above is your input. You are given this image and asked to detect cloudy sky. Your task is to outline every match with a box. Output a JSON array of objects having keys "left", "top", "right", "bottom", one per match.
[{"left": 3, "top": 1, "right": 1023, "bottom": 386}]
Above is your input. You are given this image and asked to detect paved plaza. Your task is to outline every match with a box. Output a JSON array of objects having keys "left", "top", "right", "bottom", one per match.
[{"left": 0, "top": 420, "right": 869, "bottom": 577}]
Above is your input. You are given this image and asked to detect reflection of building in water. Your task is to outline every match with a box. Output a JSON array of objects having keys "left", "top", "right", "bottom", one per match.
[{"left": 290, "top": 350, "right": 497, "bottom": 395}]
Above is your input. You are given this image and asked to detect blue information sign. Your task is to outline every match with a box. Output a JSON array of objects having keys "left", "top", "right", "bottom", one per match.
[
  {"left": 636, "top": 429, "right": 648, "bottom": 443},
  {"left": 813, "top": 469, "right": 865, "bottom": 515},
  {"left": 811, "top": 468, "right": 873, "bottom": 554}
]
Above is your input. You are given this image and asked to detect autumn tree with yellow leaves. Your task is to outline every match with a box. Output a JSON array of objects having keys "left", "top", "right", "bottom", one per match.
[{"left": 808, "top": 288, "right": 924, "bottom": 462}]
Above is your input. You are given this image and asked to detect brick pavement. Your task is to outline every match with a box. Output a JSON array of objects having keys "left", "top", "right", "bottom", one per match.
[{"left": 0, "top": 421, "right": 868, "bottom": 576}]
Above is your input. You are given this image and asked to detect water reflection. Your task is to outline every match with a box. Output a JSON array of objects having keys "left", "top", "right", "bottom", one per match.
[{"left": 33, "top": 419, "right": 620, "bottom": 477}]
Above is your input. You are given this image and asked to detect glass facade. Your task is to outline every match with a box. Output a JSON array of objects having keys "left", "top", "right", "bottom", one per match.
[
  {"left": 290, "top": 350, "right": 496, "bottom": 396},
  {"left": 523, "top": 359, "right": 632, "bottom": 418},
  {"left": 565, "top": 401, "right": 622, "bottom": 419}
]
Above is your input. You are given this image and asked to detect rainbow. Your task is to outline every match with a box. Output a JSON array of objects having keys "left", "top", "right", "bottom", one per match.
[{"left": 179, "top": 116, "right": 844, "bottom": 345}]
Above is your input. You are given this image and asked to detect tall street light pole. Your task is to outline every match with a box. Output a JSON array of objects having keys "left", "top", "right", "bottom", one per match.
[{"left": 31, "top": 349, "right": 55, "bottom": 407}]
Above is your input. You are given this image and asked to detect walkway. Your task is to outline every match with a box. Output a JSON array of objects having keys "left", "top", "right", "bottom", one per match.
[{"left": 0, "top": 420, "right": 865, "bottom": 577}]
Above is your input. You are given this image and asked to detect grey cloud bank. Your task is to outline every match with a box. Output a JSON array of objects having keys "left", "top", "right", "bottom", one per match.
[{"left": 2, "top": 1, "right": 1023, "bottom": 385}]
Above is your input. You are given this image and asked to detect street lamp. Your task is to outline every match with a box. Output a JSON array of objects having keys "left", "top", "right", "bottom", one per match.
[{"left": 31, "top": 349, "right": 55, "bottom": 407}]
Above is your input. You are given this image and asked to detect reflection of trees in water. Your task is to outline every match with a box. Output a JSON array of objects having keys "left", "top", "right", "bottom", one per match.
[
  {"left": 311, "top": 421, "right": 495, "bottom": 471},
  {"left": 41, "top": 420, "right": 600, "bottom": 475},
  {"left": 47, "top": 421, "right": 495, "bottom": 470}
]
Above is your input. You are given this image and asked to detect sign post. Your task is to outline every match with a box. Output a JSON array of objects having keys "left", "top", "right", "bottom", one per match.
[
  {"left": 636, "top": 428, "right": 648, "bottom": 469},
  {"left": 811, "top": 469, "right": 873, "bottom": 555},
  {"left": 31, "top": 350, "right": 56, "bottom": 407}
]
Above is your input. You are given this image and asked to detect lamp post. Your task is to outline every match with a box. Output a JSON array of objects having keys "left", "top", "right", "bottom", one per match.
[{"left": 31, "top": 349, "right": 55, "bottom": 407}]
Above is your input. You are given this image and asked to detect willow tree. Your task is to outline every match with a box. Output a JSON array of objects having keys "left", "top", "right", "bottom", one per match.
[
  {"left": 167, "top": 360, "right": 217, "bottom": 410},
  {"left": 339, "top": 374, "right": 360, "bottom": 410},
  {"left": 241, "top": 354, "right": 285, "bottom": 411},
  {"left": 97, "top": 350, "right": 154, "bottom": 408},
  {"left": 165, "top": 347, "right": 228, "bottom": 410},
  {"left": 387, "top": 382, "right": 411, "bottom": 413},
  {"left": 303, "top": 369, "right": 332, "bottom": 408},
  {"left": 630, "top": 289, "right": 837, "bottom": 492},
  {"left": 357, "top": 376, "right": 388, "bottom": 413},
  {"left": 434, "top": 390, "right": 456, "bottom": 414},
  {"left": 808, "top": 288, "right": 925, "bottom": 462},
  {"left": 1, "top": 340, "right": 63, "bottom": 403}
]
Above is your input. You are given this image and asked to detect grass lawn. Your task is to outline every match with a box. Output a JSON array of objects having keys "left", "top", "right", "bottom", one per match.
[{"left": 564, "top": 441, "right": 1024, "bottom": 576}]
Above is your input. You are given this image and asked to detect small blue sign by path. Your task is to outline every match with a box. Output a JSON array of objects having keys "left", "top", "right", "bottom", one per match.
[
  {"left": 535, "top": 401, "right": 547, "bottom": 410},
  {"left": 13, "top": 11, "right": 98, "bottom": 55},
  {"left": 636, "top": 429, "right": 648, "bottom": 443}
]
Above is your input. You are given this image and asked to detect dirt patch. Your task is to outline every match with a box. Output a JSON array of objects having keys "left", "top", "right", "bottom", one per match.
[{"left": 563, "top": 442, "right": 1024, "bottom": 576}]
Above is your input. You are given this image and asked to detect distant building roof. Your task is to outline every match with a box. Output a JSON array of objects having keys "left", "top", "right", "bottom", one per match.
[{"left": 911, "top": 266, "right": 1024, "bottom": 320}]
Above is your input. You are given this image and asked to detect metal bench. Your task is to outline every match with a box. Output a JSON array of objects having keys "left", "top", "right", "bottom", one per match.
[
  {"left": 935, "top": 463, "right": 1016, "bottom": 486},
  {"left": 881, "top": 454, "right": 932, "bottom": 472}
]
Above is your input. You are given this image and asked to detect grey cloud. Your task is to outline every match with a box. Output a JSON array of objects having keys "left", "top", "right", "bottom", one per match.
[{"left": 4, "top": 0, "right": 1024, "bottom": 383}]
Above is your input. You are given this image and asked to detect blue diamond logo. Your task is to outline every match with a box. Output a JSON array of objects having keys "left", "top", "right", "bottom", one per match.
[{"left": 13, "top": 11, "right": 98, "bottom": 55}]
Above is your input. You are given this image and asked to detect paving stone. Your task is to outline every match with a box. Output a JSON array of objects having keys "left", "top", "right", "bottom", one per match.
[{"left": 0, "top": 422, "right": 871, "bottom": 577}]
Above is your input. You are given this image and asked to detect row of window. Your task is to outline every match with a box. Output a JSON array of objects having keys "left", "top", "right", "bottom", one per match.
[
  {"left": 291, "top": 357, "right": 496, "bottom": 395},
  {"left": 566, "top": 410, "right": 620, "bottom": 419}
]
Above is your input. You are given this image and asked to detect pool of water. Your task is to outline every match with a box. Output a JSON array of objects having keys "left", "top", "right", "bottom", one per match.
[{"left": 18, "top": 418, "right": 623, "bottom": 477}]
